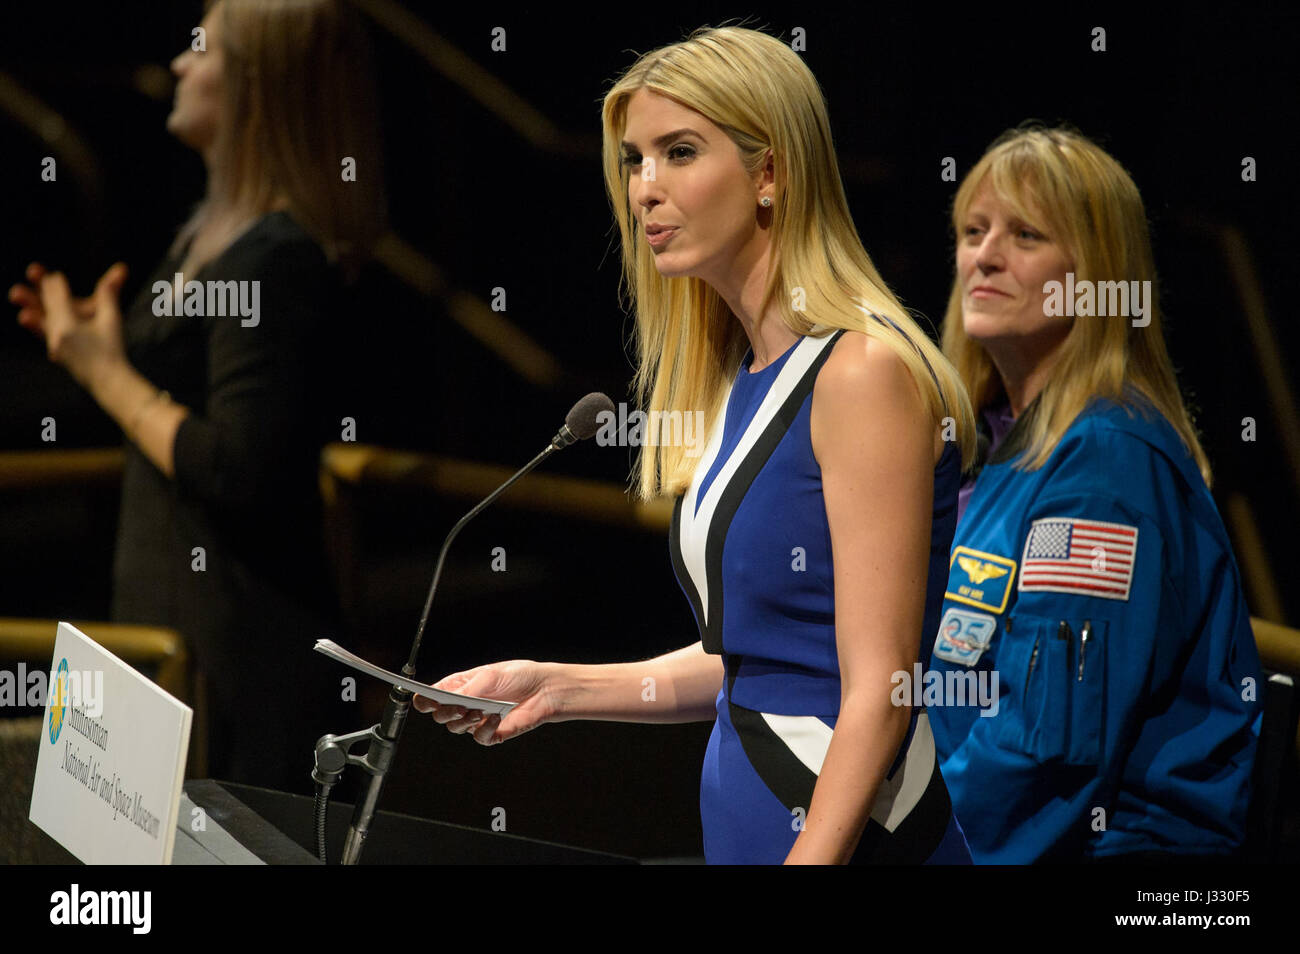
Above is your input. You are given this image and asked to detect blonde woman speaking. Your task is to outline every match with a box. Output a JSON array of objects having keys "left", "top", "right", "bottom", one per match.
[{"left": 414, "top": 26, "right": 977, "bottom": 864}]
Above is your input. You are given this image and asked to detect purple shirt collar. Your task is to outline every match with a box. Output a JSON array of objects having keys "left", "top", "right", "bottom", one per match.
[{"left": 956, "top": 400, "right": 1017, "bottom": 526}]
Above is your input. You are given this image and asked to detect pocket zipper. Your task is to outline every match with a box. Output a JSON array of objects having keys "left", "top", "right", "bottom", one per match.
[
  {"left": 1077, "top": 619, "right": 1091, "bottom": 681},
  {"left": 1025, "top": 634, "right": 1040, "bottom": 694}
]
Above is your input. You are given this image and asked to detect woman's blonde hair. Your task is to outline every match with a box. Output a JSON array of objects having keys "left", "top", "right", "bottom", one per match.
[
  {"left": 941, "top": 123, "right": 1212, "bottom": 484},
  {"left": 600, "top": 25, "right": 976, "bottom": 500},
  {"left": 172, "top": 0, "right": 388, "bottom": 280}
]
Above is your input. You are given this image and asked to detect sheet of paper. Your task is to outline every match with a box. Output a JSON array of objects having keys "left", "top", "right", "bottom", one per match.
[{"left": 313, "top": 640, "right": 517, "bottom": 717}]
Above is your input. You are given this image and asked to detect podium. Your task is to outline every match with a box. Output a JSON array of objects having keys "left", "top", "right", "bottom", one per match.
[{"left": 179, "top": 780, "right": 637, "bottom": 864}]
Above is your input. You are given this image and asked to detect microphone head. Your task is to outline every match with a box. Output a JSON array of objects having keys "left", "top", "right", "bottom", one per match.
[{"left": 564, "top": 392, "right": 615, "bottom": 442}]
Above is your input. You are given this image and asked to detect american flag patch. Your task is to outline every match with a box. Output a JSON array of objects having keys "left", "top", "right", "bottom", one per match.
[{"left": 1018, "top": 516, "right": 1138, "bottom": 601}]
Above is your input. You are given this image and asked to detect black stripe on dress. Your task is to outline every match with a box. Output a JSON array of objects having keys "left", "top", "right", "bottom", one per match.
[
  {"left": 851, "top": 754, "right": 955, "bottom": 864},
  {"left": 696, "top": 329, "right": 846, "bottom": 653},
  {"left": 668, "top": 494, "right": 706, "bottom": 644},
  {"left": 727, "top": 699, "right": 819, "bottom": 817},
  {"left": 728, "top": 664, "right": 955, "bottom": 865}
]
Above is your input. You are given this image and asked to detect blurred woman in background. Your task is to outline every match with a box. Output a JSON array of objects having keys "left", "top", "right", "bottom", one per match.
[{"left": 10, "top": 0, "right": 387, "bottom": 791}]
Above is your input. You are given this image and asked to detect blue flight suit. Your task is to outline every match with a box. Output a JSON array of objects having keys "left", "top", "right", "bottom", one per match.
[{"left": 927, "top": 393, "right": 1261, "bottom": 862}]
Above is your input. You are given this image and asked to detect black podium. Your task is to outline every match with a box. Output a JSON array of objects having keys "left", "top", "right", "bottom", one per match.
[{"left": 183, "top": 779, "right": 636, "bottom": 864}]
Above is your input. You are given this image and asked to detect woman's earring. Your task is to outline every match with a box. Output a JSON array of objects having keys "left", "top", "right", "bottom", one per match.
[{"left": 760, "top": 196, "right": 773, "bottom": 208}]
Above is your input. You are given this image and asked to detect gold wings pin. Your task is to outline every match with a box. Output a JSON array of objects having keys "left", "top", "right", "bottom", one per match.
[{"left": 958, "top": 556, "right": 1009, "bottom": 585}]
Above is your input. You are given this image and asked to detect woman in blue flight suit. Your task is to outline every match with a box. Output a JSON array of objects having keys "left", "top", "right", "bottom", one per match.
[{"left": 927, "top": 124, "right": 1262, "bottom": 863}]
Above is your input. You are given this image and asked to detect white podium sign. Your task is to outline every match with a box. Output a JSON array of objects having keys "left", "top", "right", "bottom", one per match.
[{"left": 28, "top": 621, "right": 192, "bottom": 864}]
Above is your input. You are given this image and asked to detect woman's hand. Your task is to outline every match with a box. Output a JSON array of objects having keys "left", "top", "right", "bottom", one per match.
[
  {"left": 412, "top": 660, "right": 561, "bottom": 745},
  {"left": 10, "top": 261, "right": 130, "bottom": 393}
]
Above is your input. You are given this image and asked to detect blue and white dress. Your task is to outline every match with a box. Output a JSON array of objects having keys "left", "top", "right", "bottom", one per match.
[{"left": 669, "top": 324, "right": 972, "bottom": 864}]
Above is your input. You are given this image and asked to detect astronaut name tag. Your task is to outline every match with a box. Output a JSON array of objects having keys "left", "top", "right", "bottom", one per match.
[
  {"left": 934, "top": 607, "right": 997, "bottom": 667},
  {"left": 946, "top": 547, "right": 1017, "bottom": 613}
]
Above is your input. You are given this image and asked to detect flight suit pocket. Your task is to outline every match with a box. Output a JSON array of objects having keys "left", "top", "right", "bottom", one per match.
[{"left": 993, "top": 614, "right": 1106, "bottom": 765}]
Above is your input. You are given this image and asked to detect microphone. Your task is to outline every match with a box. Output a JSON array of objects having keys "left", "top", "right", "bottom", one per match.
[
  {"left": 551, "top": 391, "right": 614, "bottom": 448},
  {"left": 313, "top": 393, "right": 614, "bottom": 865}
]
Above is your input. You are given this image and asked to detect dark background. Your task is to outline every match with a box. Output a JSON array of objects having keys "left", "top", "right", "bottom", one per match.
[{"left": 1, "top": 3, "right": 1296, "bottom": 860}]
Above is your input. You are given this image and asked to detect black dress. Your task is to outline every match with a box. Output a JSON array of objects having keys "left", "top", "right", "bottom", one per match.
[{"left": 111, "top": 210, "right": 349, "bottom": 792}]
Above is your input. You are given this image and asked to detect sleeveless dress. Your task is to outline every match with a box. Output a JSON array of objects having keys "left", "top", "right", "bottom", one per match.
[{"left": 669, "top": 325, "right": 972, "bottom": 864}]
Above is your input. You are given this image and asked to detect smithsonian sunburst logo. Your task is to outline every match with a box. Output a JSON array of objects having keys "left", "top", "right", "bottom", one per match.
[{"left": 48, "top": 658, "right": 69, "bottom": 744}]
